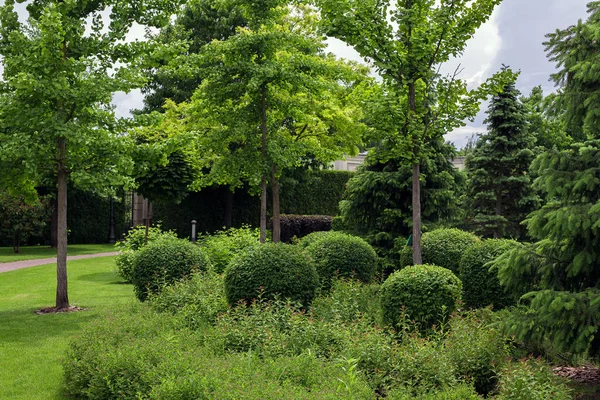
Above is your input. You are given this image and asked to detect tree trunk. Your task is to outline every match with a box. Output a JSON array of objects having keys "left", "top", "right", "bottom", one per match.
[
  {"left": 56, "top": 136, "right": 69, "bottom": 309},
  {"left": 13, "top": 233, "right": 20, "bottom": 254},
  {"left": 412, "top": 161, "right": 422, "bottom": 265},
  {"left": 271, "top": 165, "right": 280, "bottom": 243},
  {"left": 259, "top": 84, "right": 268, "bottom": 244},
  {"left": 50, "top": 197, "right": 58, "bottom": 248},
  {"left": 224, "top": 190, "right": 233, "bottom": 229}
]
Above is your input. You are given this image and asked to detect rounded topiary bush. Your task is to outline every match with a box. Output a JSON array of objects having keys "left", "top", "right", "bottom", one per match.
[
  {"left": 303, "top": 232, "right": 377, "bottom": 288},
  {"left": 223, "top": 243, "right": 319, "bottom": 307},
  {"left": 380, "top": 264, "right": 462, "bottom": 331},
  {"left": 132, "top": 237, "right": 210, "bottom": 301},
  {"left": 421, "top": 228, "right": 480, "bottom": 274},
  {"left": 459, "top": 239, "right": 518, "bottom": 310},
  {"left": 296, "top": 230, "right": 337, "bottom": 248}
]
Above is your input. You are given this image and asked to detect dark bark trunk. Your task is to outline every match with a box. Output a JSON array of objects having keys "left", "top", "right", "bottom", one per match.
[
  {"left": 412, "top": 161, "right": 422, "bottom": 265},
  {"left": 271, "top": 165, "right": 280, "bottom": 243},
  {"left": 56, "top": 136, "right": 69, "bottom": 309},
  {"left": 50, "top": 197, "right": 58, "bottom": 248},
  {"left": 13, "top": 234, "right": 20, "bottom": 254},
  {"left": 259, "top": 85, "right": 268, "bottom": 244},
  {"left": 224, "top": 190, "right": 233, "bottom": 229}
]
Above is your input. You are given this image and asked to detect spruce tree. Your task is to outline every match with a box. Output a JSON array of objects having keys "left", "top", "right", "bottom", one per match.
[
  {"left": 493, "top": 3, "right": 600, "bottom": 357},
  {"left": 464, "top": 70, "right": 538, "bottom": 239}
]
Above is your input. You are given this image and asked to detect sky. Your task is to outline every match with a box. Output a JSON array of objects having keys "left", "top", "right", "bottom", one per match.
[{"left": 6, "top": 0, "right": 593, "bottom": 149}]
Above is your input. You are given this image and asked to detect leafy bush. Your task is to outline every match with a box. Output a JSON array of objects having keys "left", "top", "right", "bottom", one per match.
[
  {"left": 223, "top": 243, "right": 319, "bottom": 307},
  {"left": 115, "top": 225, "right": 178, "bottom": 282},
  {"left": 132, "top": 237, "right": 210, "bottom": 301},
  {"left": 147, "top": 269, "right": 228, "bottom": 329},
  {"left": 421, "top": 228, "right": 480, "bottom": 273},
  {"left": 296, "top": 230, "right": 339, "bottom": 248},
  {"left": 444, "top": 309, "right": 511, "bottom": 396},
  {"left": 0, "top": 192, "right": 50, "bottom": 252},
  {"left": 380, "top": 264, "right": 462, "bottom": 331},
  {"left": 310, "top": 279, "right": 382, "bottom": 325},
  {"left": 495, "top": 358, "right": 572, "bottom": 400},
  {"left": 304, "top": 232, "right": 378, "bottom": 289},
  {"left": 459, "top": 239, "right": 517, "bottom": 309},
  {"left": 279, "top": 214, "right": 333, "bottom": 243},
  {"left": 387, "top": 383, "right": 481, "bottom": 399},
  {"left": 199, "top": 225, "right": 261, "bottom": 273}
]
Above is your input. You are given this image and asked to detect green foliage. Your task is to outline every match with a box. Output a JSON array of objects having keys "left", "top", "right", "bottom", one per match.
[
  {"left": 459, "top": 239, "right": 518, "bottom": 309},
  {"left": 115, "top": 225, "right": 178, "bottom": 282},
  {"left": 421, "top": 228, "right": 480, "bottom": 274},
  {"left": 296, "top": 230, "right": 339, "bottom": 248},
  {"left": 521, "top": 86, "right": 571, "bottom": 151},
  {"left": 223, "top": 243, "right": 319, "bottom": 307},
  {"left": 199, "top": 225, "right": 261, "bottom": 273},
  {"left": 147, "top": 269, "right": 228, "bottom": 329},
  {"left": 495, "top": 358, "right": 572, "bottom": 400},
  {"left": 280, "top": 170, "right": 354, "bottom": 216},
  {"left": 304, "top": 232, "right": 378, "bottom": 289},
  {"left": 493, "top": 140, "right": 600, "bottom": 356},
  {"left": 387, "top": 384, "right": 482, "bottom": 400},
  {"left": 444, "top": 309, "right": 511, "bottom": 396},
  {"left": 464, "top": 72, "right": 539, "bottom": 239},
  {"left": 132, "top": 237, "right": 210, "bottom": 301},
  {"left": 279, "top": 215, "right": 332, "bottom": 243},
  {"left": 0, "top": 192, "right": 49, "bottom": 253},
  {"left": 380, "top": 264, "right": 462, "bottom": 331}
]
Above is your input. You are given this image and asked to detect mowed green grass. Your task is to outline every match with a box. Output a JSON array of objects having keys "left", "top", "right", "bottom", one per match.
[
  {"left": 0, "top": 244, "right": 116, "bottom": 263},
  {"left": 0, "top": 256, "right": 134, "bottom": 399}
]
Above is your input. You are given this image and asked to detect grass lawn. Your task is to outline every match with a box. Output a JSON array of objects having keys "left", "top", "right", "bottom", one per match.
[
  {"left": 0, "top": 256, "right": 134, "bottom": 399},
  {"left": 0, "top": 244, "right": 116, "bottom": 263}
]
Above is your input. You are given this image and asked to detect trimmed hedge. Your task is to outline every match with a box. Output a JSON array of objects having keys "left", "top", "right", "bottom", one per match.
[
  {"left": 223, "top": 243, "right": 319, "bottom": 307},
  {"left": 279, "top": 214, "right": 332, "bottom": 243},
  {"left": 297, "top": 230, "right": 339, "bottom": 249},
  {"left": 421, "top": 228, "right": 480, "bottom": 274},
  {"left": 380, "top": 264, "right": 462, "bottom": 331},
  {"left": 132, "top": 237, "right": 210, "bottom": 301},
  {"left": 304, "top": 232, "right": 377, "bottom": 288},
  {"left": 459, "top": 239, "right": 518, "bottom": 310}
]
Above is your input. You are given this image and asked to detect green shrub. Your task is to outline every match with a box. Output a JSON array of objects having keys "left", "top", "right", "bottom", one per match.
[
  {"left": 199, "top": 225, "right": 261, "bottom": 273},
  {"left": 495, "top": 358, "right": 572, "bottom": 400},
  {"left": 296, "top": 230, "right": 340, "bottom": 248},
  {"left": 147, "top": 269, "right": 228, "bottom": 329},
  {"left": 380, "top": 264, "right": 462, "bottom": 331},
  {"left": 114, "top": 225, "right": 178, "bottom": 282},
  {"left": 310, "top": 279, "right": 382, "bottom": 325},
  {"left": 459, "top": 239, "right": 518, "bottom": 309},
  {"left": 444, "top": 309, "right": 512, "bottom": 396},
  {"left": 132, "top": 237, "right": 210, "bottom": 301},
  {"left": 304, "top": 232, "right": 378, "bottom": 289},
  {"left": 223, "top": 243, "right": 319, "bottom": 307},
  {"left": 387, "top": 383, "right": 482, "bottom": 399},
  {"left": 419, "top": 228, "right": 480, "bottom": 274},
  {"left": 279, "top": 214, "right": 333, "bottom": 243}
]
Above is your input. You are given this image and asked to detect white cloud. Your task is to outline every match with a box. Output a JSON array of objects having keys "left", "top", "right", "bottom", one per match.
[{"left": 444, "top": 125, "right": 487, "bottom": 149}]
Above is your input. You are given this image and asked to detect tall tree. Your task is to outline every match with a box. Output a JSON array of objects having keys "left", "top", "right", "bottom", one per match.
[
  {"left": 464, "top": 70, "right": 538, "bottom": 239},
  {"left": 521, "top": 86, "right": 571, "bottom": 151},
  {"left": 317, "top": 0, "right": 513, "bottom": 263},
  {"left": 169, "top": 1, "right": 367, "bottom": 243},
  {"left": 0, "top": 0, "right": 177, "bottom": 310},
  {"left": 493, "top": 3, "right": 600, "bottom": 357}
]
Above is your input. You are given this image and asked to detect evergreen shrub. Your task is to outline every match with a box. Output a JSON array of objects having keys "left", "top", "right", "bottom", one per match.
[
  {"left": 223, "top": 243, "right": 319, "bottom": 307},
  {"left": 132, "top": 237, "right": 209, "bottom": 301},
  {"left": 380, "top": 264, "right": 462, "bottom": 331},
  {"left": 279, "top": 214, "right": 332, "bottom": 243},
  {"left": 303, "top": 232, "right": 377, "bottom": 289},
  {"left": 199, "top": 225, "right": 261, "bottom": 273},
  {"left": 115, "top": 225, "right": 178, "bottom": 282},
  {"left": 296, "top": 230, "right": 338, "bottom": 248},
  {"left": 459, "top": 239, "right": 517, "bottom": 309},
  {"left": 421, "top": 228, "right": 480, "bottom": 273}
]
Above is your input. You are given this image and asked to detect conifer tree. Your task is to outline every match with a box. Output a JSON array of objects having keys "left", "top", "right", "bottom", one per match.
[
  {"left": 464, "top": 70, "right": 538, "bottom": 239},
  {"left": 493, "top": 3, "right": 600, "bottom": 357}
]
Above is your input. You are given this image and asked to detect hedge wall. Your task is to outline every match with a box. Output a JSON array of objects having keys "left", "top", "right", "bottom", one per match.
[{"left": 153, "top": 170, "right": 353, "bottom": 237}]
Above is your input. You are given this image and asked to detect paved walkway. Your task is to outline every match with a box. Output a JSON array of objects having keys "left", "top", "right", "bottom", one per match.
[{"left": 0, "top": 252, "right": 119, "bottom": 273}]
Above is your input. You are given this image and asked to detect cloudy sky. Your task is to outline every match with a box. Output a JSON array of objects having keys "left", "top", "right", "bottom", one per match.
[{"left": 7, "top": 0, "right": 593, "bottom": 148}]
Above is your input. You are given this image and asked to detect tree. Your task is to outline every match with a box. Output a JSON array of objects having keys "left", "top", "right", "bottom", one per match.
[
  {"left": 493, "top": 3, "right": 600, "bottom": 356},
  {"left": 464, "top": 71, "right": 539, "bottom": 239},
  {"left": 0, "top": 0, "right": 177, "bottom": 310},
  {"left": 171, "top": 1, "right": 367, "bottom": 243},
  {"left": 521, "top": 86, "right": 571, "bottom": 151},
  {"left": 0, "top": 192, "right": 50, "bottom": 253},
  {"left": 317, "top": 0, "right": 513, "bottom": 263}
]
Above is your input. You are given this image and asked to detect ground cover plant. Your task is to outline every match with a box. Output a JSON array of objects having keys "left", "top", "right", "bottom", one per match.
[
  {"left": 0, "top": 256, "right": 133, "bottom": 400},
  {"left": 0, "top": 244, "right": 116, "bottom": 263}
]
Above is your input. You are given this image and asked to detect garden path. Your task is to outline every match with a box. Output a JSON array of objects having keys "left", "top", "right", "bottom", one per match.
[{"left": 0, "top": 252, "right": 118, "bottom": 273}]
